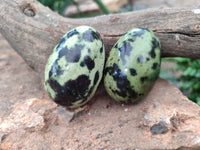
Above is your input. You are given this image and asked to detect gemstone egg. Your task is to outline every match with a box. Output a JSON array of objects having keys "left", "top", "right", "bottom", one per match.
[
  {"left": 44, "top": 26, "right": 105, "bottom": 108},
  {"left": 104, "top": 28, "right": 161, "bottom": 103}
]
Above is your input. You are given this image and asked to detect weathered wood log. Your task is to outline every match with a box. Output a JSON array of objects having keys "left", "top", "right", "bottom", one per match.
[{"left": 1, "top": 0, "right": 200, "bottom": 79}]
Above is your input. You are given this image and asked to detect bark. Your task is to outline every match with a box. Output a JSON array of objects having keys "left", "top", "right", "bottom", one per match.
[{"left": 1, "top": 0, "right": 200, "bottom": 79}]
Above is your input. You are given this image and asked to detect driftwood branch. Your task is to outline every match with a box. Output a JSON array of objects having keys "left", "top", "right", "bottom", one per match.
[{"left": 1, "top": 0, "right": 200, "bottom": 79}]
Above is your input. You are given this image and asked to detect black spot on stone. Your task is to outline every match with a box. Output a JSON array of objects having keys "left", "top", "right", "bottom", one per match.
[
  {"left": 93, "top": 31, "right": 101, "bottom": 40},
  {"left": 56, "top": 30, "right": 79, "bottom": 52},
  {"left": 127, "top": 32, "right": 137, "bottom": 42},
  {"left": 146, "top": 57, "right": 150, "bottom": 61},
  {"left": 114, "top": 43, "right": 118, "bottom": 48},
  {"left": 59, "top": 44, "right": 84, "bottom": 63},
  {"left": 94, "top": 71, "right": 99, "bottom": 85},
  {"left": 111, "top": 89, "right": 127, "bottom": 98},
  {"left": 116, "top": 74, "right": 129, "bottom": 89},
  {"left": 80, "top": 61, "right": 84, "bottom": 67},
  {"left": 127, "top": 36, "right": 137, "bottom": 42},
  {"left": 100, "top": 46, "right": 103, "bottom": 53},
  {"left": 105, "top": 63, "right": 138, "bottom": 100},
  {"left": 130, "top": 68, "right": 137, "bottom": 76},
  {"left": 149, "top": 50, "right": 156, "bottom": 58},
  {"left": 152, "top": 63, "right": 158, "bottom": 70},
  {"left": 69, "top": 44, "right": 84, "bottom": 62},
  {"left": 119, "top": 41, "right": 132, "bottom": 55},
  {"left": 137, "top": 55, "right": 145, "bottom": 63},
  {"left": 49, "top": 59, "right": 64, "bottom": 77},
  {"left": 128, "top": 33, "right": 132, "bottom": 36},
  {"left": 149, "top": 37, "right": 160, "bottom": 59},
  {"left": 67, "top": 75, "right": 91, "bottom": 96},
  {"left": 48, "top": 79, "right": 63, "bottom": 93},
  {"left": 140, "top": 76, "right": 148, "bottom": 83},
  {"left": 119, "top": 41, "right": 133, "bottom": 65},
  {"left": 84, "top": 56, "right": 95, "bottom": 70},
  {"left": 49, "top": 75, "right": 91, "bottom": 107},
  {"left": 49, "top": 70, "right": 52, "bottom": 77},
  {"left": 56, "top": 65, "right": 64, "bottom": 76},
  {"left": 127, "top": 28, "right": 148, "bottom": 42},
  {"left": 82, "top": 30, "right": 94, "bottom": 42},
  {"left": 132, "top": 28, "right": 146, "bottom": 37},
  {"left": 152, "top": 37, "right": 160, "bottom": 48},
  {"left": 67, "top": 29, "right": 79, "bottom": 38},
  {"left": 82, "top": 30, "right": 100, "bottom": 42},
  {"left": 58, "top": 46, "right": 68, "bottom": 58},
  {"left": 137, "top": 28, "right": 147, "bottom": 36},
  {"left": 88, "top": 48, "right": 91, "bottom": 53},
  {"left": 150, "top": 121, "right": 168, "bottom": 135}
]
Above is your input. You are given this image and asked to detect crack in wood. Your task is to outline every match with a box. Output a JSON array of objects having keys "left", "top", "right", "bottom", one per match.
[
  {"left": 156, "top": 31, "right": 200, "bottom": 37},
  {"left": 102, "top": 34, "right": 124, "bottom": 38}
]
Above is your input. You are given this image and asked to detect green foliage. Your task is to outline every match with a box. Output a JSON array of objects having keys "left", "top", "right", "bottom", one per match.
[
  {"left": 118, "top": 3, "right": 133, "bottom": 13},
  {"left": 93, "top": 0, "right": 111, "bottom": 14},
  {"left": 159, "top": 69, "right": 176, "bottom": 82},
  {"left": 37, "top": 0, "right": 110, "bottom": 15},
  {"left": 37, "top": 0, "right": 76, "bottom": 14},
  {"left": 162, "top": 58, "right": 200, "bottom": 106}
]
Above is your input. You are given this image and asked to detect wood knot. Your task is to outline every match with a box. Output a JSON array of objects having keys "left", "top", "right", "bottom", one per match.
[
  {"left": 109, "top": 15, "right": 119, "bottom": 22},
  {"left": 20, "top": 2, "right": 36, "bottom": 17}
]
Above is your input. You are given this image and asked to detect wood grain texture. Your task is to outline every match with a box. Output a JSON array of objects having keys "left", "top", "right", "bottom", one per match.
[{"left": 1, "top": 0, "right": 200, "bottom": 79}]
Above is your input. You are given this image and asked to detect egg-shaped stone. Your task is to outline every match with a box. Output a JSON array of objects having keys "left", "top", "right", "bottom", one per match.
[
  {"left": 44, "top": 26, "right": 105, "bottom": 108},
  {"left": 104, "top": 28, "right": 161, "bottom": 103}
]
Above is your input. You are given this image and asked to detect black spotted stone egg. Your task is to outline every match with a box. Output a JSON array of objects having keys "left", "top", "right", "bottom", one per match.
[
  {"left": 104, "top": 28, "right": 161, "bottom": 103},
  {"left": 44, "top": 26, "right": 105, "bottom": 108}
]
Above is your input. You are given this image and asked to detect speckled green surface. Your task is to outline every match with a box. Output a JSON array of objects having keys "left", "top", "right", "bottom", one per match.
[
  {"left": 44, "top": 26, "right": 105, "bottom": 108},
  {"left": 104, "top": 28, "right": 161, "bottom": 103}
]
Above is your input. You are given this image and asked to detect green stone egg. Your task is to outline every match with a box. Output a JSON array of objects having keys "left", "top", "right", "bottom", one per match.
[
  {"left": 44, "top": 26, "right": 105, "bottom": 108},
  {"left": 104, "top": 28, "right": 161, "bottom": 103}
]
